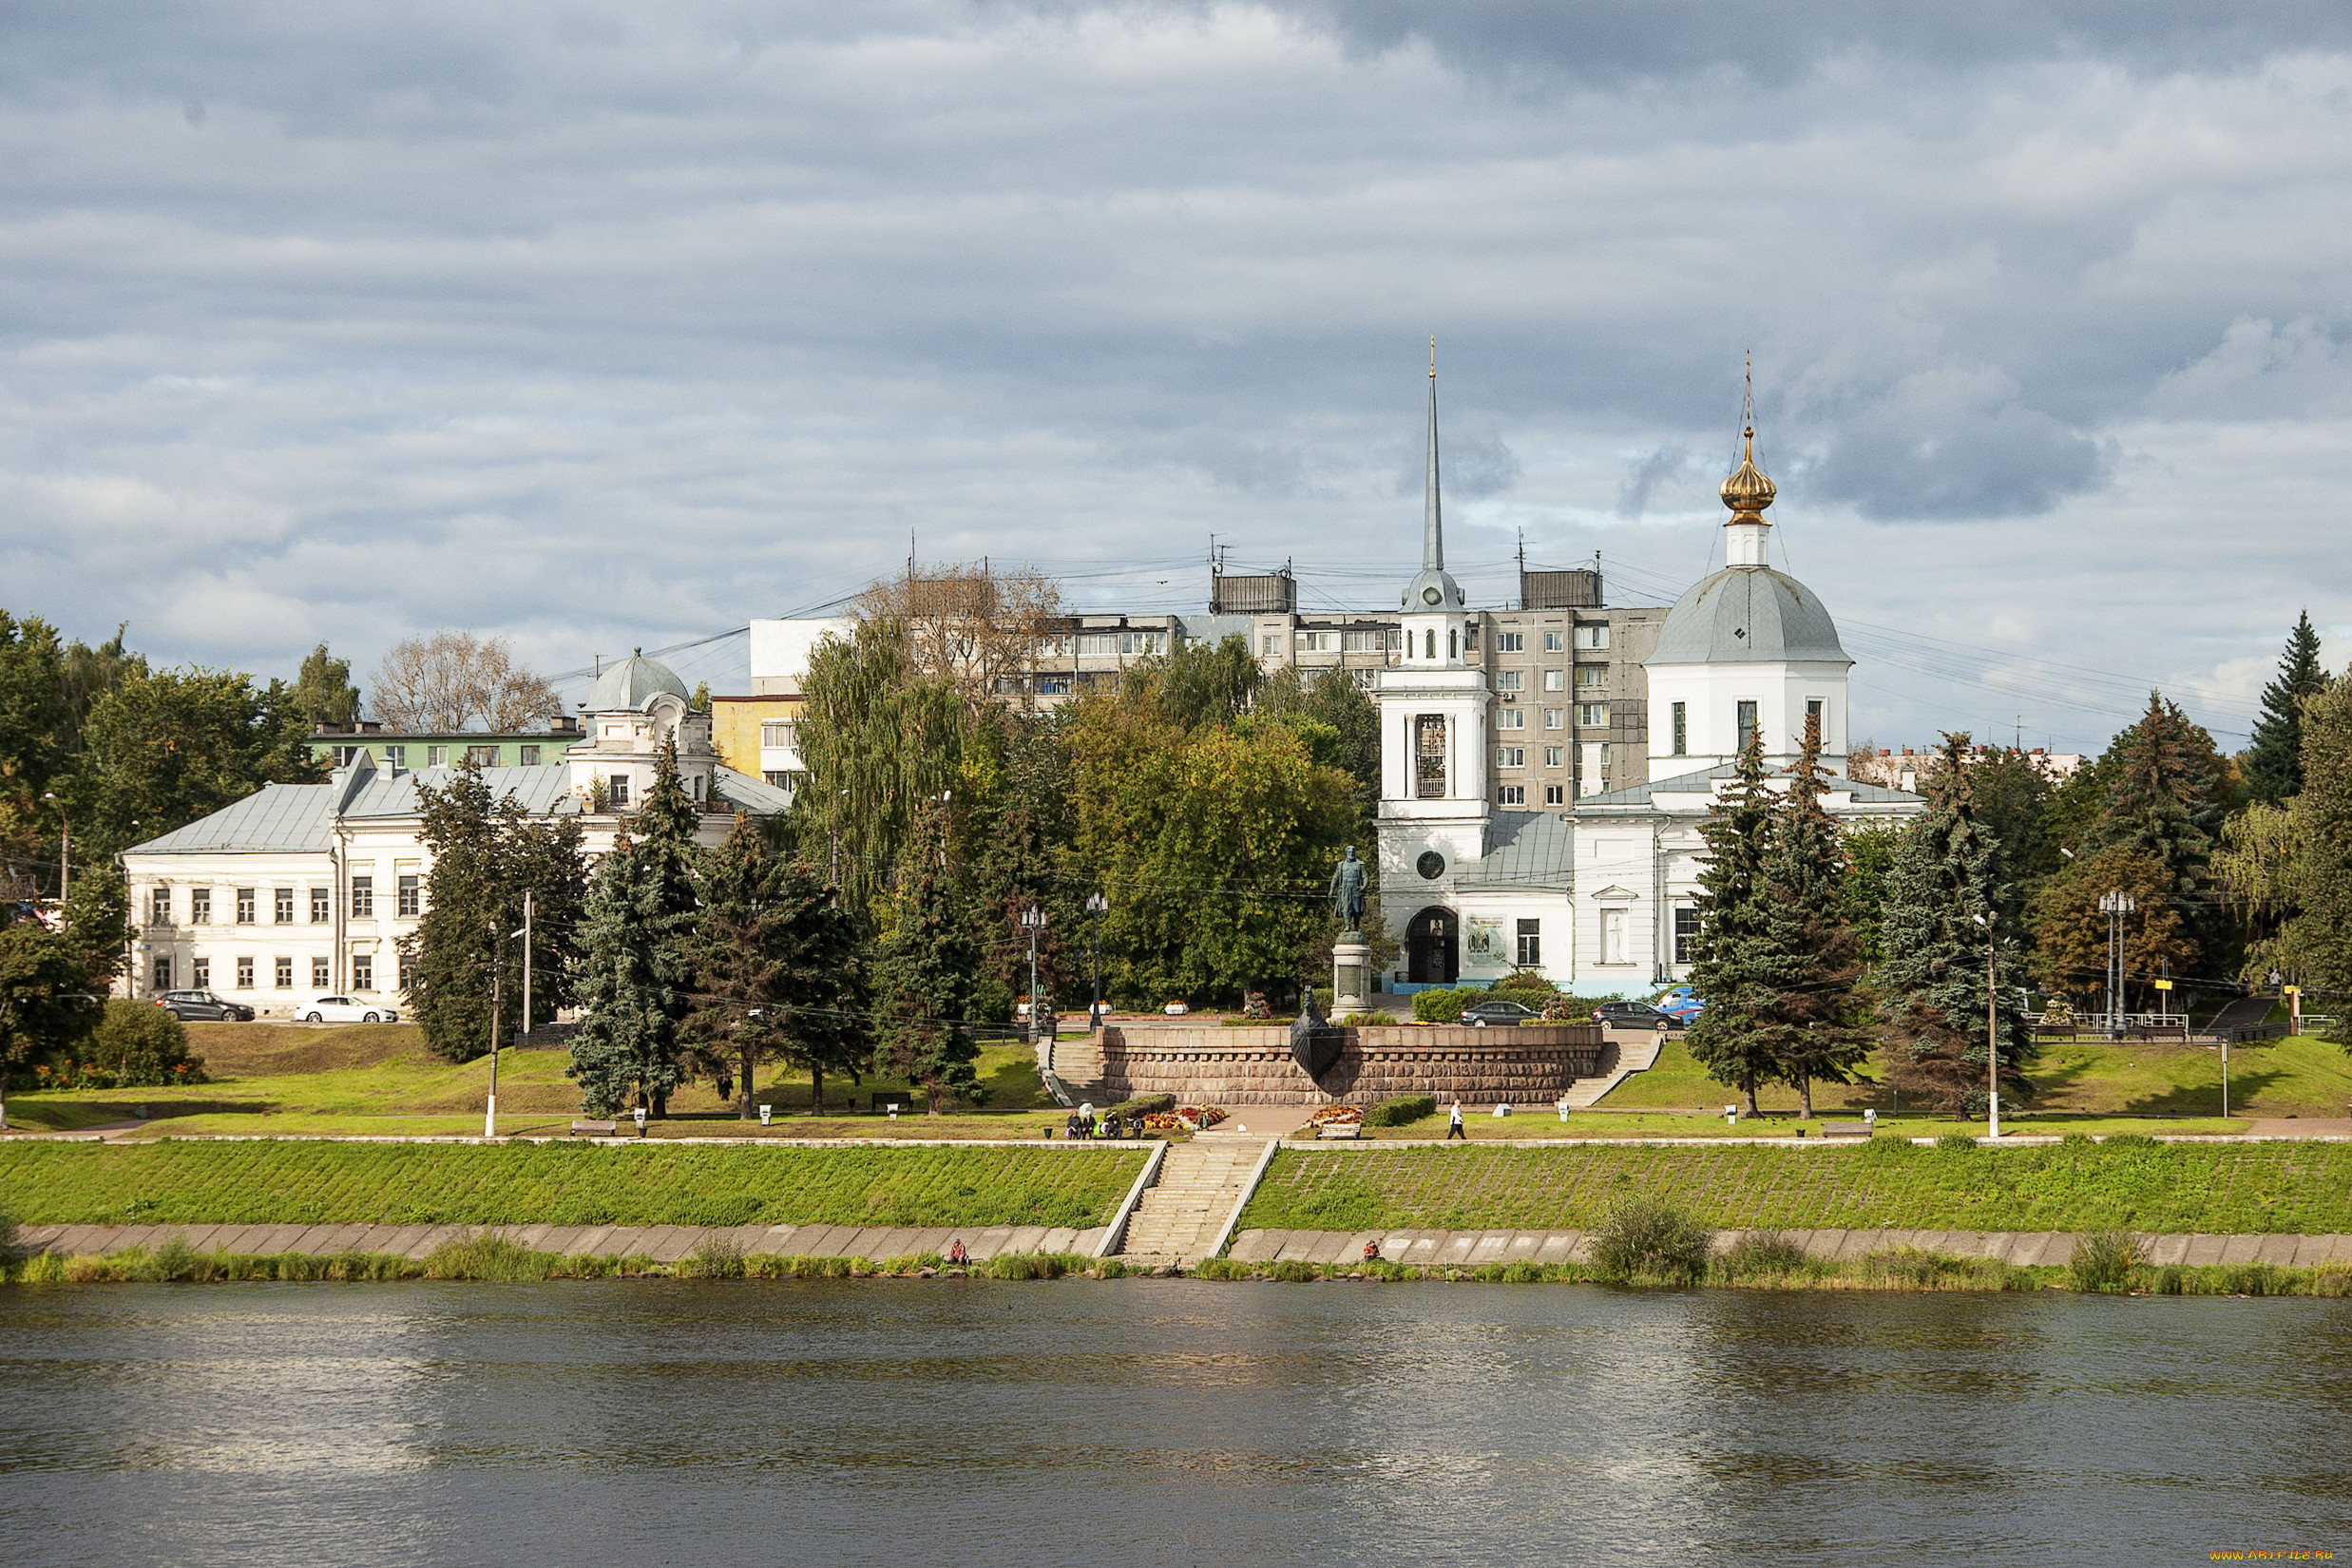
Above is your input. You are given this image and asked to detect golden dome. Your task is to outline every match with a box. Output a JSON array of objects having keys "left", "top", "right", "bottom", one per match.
[{"left": 1719, "top": 425, "right": 1775, "bottom": 519}]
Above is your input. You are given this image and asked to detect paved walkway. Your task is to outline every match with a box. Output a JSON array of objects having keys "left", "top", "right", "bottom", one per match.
[
  {"left": 1230, "top": 1226, "right": 2352, "bottom": 1269},
  {"left": 15, "top": 1220, "right": 1109, "bottom": 1263}
]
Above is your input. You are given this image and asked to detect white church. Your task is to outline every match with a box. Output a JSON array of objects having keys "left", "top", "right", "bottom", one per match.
[{"left": 1375, "top": 370, "right": 1924, "bottom": 998}]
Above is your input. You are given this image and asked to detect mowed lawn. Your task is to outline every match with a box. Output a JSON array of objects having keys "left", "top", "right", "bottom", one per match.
[{"left": 4, "top": 1022, "right": 1062, "bottom": 1138}]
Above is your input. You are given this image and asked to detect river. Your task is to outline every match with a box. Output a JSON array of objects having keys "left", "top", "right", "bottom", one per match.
[{"left": 1, "top": 1280, "right": 2344, "bottom": 1565}]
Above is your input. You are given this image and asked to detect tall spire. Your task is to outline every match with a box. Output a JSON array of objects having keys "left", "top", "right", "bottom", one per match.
[{"left": 1424, "top": 335, "right": 1444, "bottom": 571}]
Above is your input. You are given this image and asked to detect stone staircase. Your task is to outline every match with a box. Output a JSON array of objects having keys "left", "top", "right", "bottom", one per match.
[
  {"left": 1562, "top": 1029, "right": 1669, "bottom": 1108},
  {"left": 1117, "top": 1139, "right": 1270, "bottom": 1263},
  {"left": 1038, "top": 1031, "right": 1104, "bottom": 1109}
]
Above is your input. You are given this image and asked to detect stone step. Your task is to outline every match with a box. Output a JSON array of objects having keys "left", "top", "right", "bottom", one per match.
[
  {"left": 1567, "top": 1031, "right": 1669, "bottom": 1108},
  {"left": 1115, "top": 1139, "right": 1272, "bottom": 1261}
]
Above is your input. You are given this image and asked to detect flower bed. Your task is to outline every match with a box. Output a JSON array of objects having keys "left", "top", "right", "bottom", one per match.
[
  {"left": 1176, "top": 1105, "right": 1229, "bottom": 1129},
  {"left": 1304, "top": 1103, "right": 1365, "bottom": 1127}
]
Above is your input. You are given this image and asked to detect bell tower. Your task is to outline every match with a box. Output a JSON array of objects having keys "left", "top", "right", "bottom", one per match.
[{"left": 1376, "top": 342, "right": 1491, "bottom": 980}]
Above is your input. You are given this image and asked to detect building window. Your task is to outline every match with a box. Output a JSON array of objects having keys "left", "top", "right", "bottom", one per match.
[
  {"left": 235, "top": 888, "right": 256, "bottom": 924},
  {"left": 1543, "top": 708, "right": 1563, "bottom": 730},
  {"left": 1497, "top": 784, "right": 1526, "bottom": 805},
  {"left": 1496, "top": 746, "right": 1526, "bottom": 769},
  {"left": 466, "top": 745, "right": 498, "bottom": 767},
  {"left": 1516, "top": 918, "right": 1541, "bottom": 966},
  {"left": 518, "top": 744, "right": 542, "bottom": 766},
  {"left": 1447, "top": 629, "right": 1458, "bottom": 660},
  {"left": 1496, "top": 670, "right": 1523, "bottom": 692},
  {"left": 1575, "top": 624, "right": 1610, "bottom": 650},
  {"left": 1544, "top": 784, "right": 1566, "bottom": 806},
  {"left": 1261, "top": 634, "right": 1280, "bottom": 657},
  {"left": 274, "top": 888, "right": 294, "bottom": 924},
  {"left": 763, "top": 770, "right": 793, "bottom": 787},
  {"left": 1737, "top": 699, "right": 1759, "bottom": 750},
  {"left": 1543, "top": 669, "right": 1565, "bottom": 691},
  {"left": 1544, "top": 746, "right": 1564, "bottom": 768},
  {"left": 1602, "top": 908, "right": 1628, "bottom": 966},
  {"left": 1415, "top": 715, "right": 1447, "bottom": 798},
  {"left": 275, "top": 956, "right": 294, "bottom": 988},
  {"left": 1294, "top": 630, "right": 1340, "bottom": 654},
  {"left": 190, "top": 888, "right": 212, "bottom": 925},
  {"left": 353, "top": 954, "right": 373, "bottom": 991},
  {"left": 1342, "top": 629, "right": 1386, "bottom": 653},
  {"left": 152, "top": 956, "right": 172, "bottom": 991},
  {"left": 383, "top": 745, "right": 406, "bottom": 768},
  {"left": 149, "top": 887, "right": 171, "bottom": 927},
  {"left": 192, "top": 957, "right": 210, "bottom": 989},
  {"left": 609, "top": 775, "right": 630, "bottom": 808},
  {"left": 1578, "top": 703, "right": 1609, "bottom": 727},
  {"left": 1119, "top": 631, "right": 1168, "bottom": 656},
  {"left": 428, "top": 746, "right": 449, "bottom": 767},
  {"left": 236, "top": 957, "right": 255, "bottom": 989},
  {"left": 1806, "top": 698, "right": 1825, "bottom": 740},
  {"left": 1035, "top": 676, "right": 1071, "bottom": 696},
  {"left": 1074, "top": 633, "right": 1118, "bottom": 656},
  {"left": 1672, "top": 702, "right": 1688, "bottom": 756},
  {"left": 1421, "top": 629, "right": 1435, "bottom": 660},
  {"left": 332, "top": 745, "right": 363, "bottom": 767},
  {"left": 1674, "top": 907, "right": 1701, "bottom": 966},
  {"left": 398, "top": 954, "right": 416, "bottom": 993},
  {"left": 310, "top": 887, "right": 329, "bottom": 923},
  {"left": 759, "top": 720, "right": 795, "bottom": 748},
  {"left": 1543, "top": 631, "right": 1565, "bottom": 652},
  {"left": 1497, "top": 632, "right": 1523, "bottom": 652},
  {"left": 313, "top": 957, "right": 332, "bottom": 990},
  {"left": 1577, "top": 664, "right": 1607, "bottom": 688},
  {"left": 1499, "top": 709, "right": 1525, "bottom": 731},
  {"left": 351, "top": 877, "right": 373, "bottom": 918},
  {"left": 397, "top": 874, "right": 420, "bottom": 917}
]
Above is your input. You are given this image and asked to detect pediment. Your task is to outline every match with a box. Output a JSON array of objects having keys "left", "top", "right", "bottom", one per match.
[{"left": 1588, "top": 884, "right": 1639, "bottom": 903}]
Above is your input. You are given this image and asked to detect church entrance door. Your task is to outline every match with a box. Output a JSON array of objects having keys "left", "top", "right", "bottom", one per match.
[{"left": 1406, "top": 906, "right": 1457, "bottom": 985}]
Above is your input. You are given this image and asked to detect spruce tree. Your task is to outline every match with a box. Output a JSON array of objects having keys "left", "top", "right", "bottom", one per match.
[
  {"left": 566, "top": 831, "right": 682, "bottom": 1118},
  {"left": 2292, "top": 675, "right": 2352, "bottom": 1044},
  {"left": 682, "top": 813, "right": 866, "bottom": 1118},
  {"left": 1684, "top": 729, "right": 1780, "bottom": 1114},
  {"left": 1878, "top": 733, "right": 2036, "bottom": 1115},
  {"left": 623, "top": 739, "right": 702, "bottom": 1114},
  {"left": 1756, "top": 713, "right": 1874, "bottom": 1117},
  {"left": 2246, "top": 611, "right": 2330, "bottom": 806},
  {"left": 873, "top": 799, "right": 984, "bottom": 1114},
  {"left": 2093, "top": 693, "right": 2220, "bottom": 979}
]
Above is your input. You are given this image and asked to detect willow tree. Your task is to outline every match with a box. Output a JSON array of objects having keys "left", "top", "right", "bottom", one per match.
[{"left": 794, "top": 618, "right": 966, "bottom": 910}]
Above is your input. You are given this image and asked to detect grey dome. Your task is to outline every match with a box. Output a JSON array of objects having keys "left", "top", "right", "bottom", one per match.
[
  {"left": 588, "top": 651, "right": 690, "bottom": 712},
  {"left": 1402, "top": 566, "right": 1465, "bottom": 611},
  {"left": 1647, "top": 566, "right": 1851, "bottom": 666}
]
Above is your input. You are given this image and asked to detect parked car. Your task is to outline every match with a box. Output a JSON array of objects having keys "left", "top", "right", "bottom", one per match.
[
  {"left": 296, "top": 996, "right": 400, "bottom": 1024},
  {"left": 1592, "top": 999, "right": 1675, "bottom": 1030},
  {"left": 1460, "top": 999, "right": 1539, "bottom": 1027},
  {"left": 1656, "top": 985, "right": 1705, "bottom": 1024},
  {"left": 154, "top": 989, "right": 255, "bottom": 1023}
]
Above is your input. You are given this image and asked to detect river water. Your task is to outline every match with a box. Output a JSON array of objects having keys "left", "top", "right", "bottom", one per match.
[{"left": 2, "top": 1280, "right": 2345, "bottom": 1565}]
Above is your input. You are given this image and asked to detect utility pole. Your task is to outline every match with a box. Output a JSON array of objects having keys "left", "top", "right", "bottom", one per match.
[
  {"left": 522, "top": 889, "right": 534, "bottom": 1042},
  {"left": 487, "top": 921, "right": 502, "bottom": 1140},
  {"left": 1085, "top": 891, "right": 1109, "bottom": 1029},
  {"left": 1021, "top": 906, "right": 1046, "bottom": 1047}
]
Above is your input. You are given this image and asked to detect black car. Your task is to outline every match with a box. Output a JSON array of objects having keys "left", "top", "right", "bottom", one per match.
[
  {"left": 1592, "top": 1000, "right": 1674, "bottom": 1030},
  {"left": 1460, "top": 999, "right": 1540, "bottom": 1027},
  {"left": 155, "top": 989, "right": 255, "bottom": 1023}
]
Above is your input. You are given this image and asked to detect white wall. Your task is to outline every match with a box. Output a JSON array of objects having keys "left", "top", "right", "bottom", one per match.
[
  {"left": 748, "top": 618, "right": 856, "bottom": 697},
  {"left": 1643, "top": 659, "right": 1852, "bottom": 781}
]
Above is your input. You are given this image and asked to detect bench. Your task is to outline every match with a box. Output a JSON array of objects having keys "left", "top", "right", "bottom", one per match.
[
  {"left": 1820, "top": 1121, "right": 1873, "bottom": 1138},
  {"left": 570, "top": 1119, "right": 619, "bottom": 1138},
  {"left": 1317, "top": 1124, "right": 1361, "bottom": 1139}
]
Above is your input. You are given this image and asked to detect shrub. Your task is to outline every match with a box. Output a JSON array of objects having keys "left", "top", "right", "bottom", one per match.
[
  {"left": 2102, "top": 1133, "right": 2160, "bottom": 1150},
  {"left": 2221, "top": 1263, "right": 2284, "bottom": 1297},
  {"left": 1192, "top": 1256, "right": 1250, "bottom": 1280},
  {"left": 1500, "top": 1259, "right": 1544, "bottom": 1283},
  {"left": 1935, "top": 1133, "right": 1979, "bottom": 1153},
  {"left": 2151, "top": 1264, "right": 2189, "bottom": 1295},
  {"left": 1488, "top": 970, "right": 1557, "bottom": 999},
  {"left": 17, "top": 1251, "right": 66, "bottom": 1284},
  {"left": 2068, "top": 1230, "right": 2139, "bottom": 1292},
  {"left": 1104, "top": 1094, "right": 1176, "bottom": 1119},
  {"left": 1718, "top": 1231, "right": 1813, "bottom": 1281},
  {"left": 1411, "top": 986, "right": 1483, "bottom": 1023},
  {"left": 1365, "top": 1095, "right": 1438, "bottom": 1128},
  {"left": 85, "top": 1001, "right": 206, "bottom": 1087},
  {"left": 421, "top": 1233, "right": 559, "bottom": 1281},
  {"left": 1588, "top": 1198, "right": 1712, "bottom": 1284},
  {"left": 681, "top": 1234, "right": 747, "bottom": 1279},
  {"left": 1862, "top": 1247, "right": 1969, "bottom": 1288}
]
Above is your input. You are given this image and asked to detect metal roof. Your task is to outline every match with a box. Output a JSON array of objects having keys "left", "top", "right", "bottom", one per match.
[
  {"left": 588, "top": 652, "right": 690, "bottom": 712},
  {"left": 1646, "top": 565, "right": 1850, "bottom": 666},
  {"left": 1453, "top": 810, "right": 1574, "bottom": 891}
]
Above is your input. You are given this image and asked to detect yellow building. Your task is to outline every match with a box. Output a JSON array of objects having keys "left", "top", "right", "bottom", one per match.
[{"left": 710, "top": 696, "right": 805, "bottom": 787}]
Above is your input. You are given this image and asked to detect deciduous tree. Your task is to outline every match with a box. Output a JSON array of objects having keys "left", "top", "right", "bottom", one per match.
[
  {"left": 856, "top": 561, "right": 1061, "bottom": 719},
  {"left": 290, "top": 642, "right": 363, "bottom": 730},
  {"left": 372, "top": 631, "right": 560, "bottom": 733},
  {"left": 64, "top": 667, "right": 320, "bottom": 862},
  {"left": 2292, "top": 676, "right": 2352, "bottom": 1043},
  {"left": 2027, "top": 846, "right": 2192, "bottom": 1012}
]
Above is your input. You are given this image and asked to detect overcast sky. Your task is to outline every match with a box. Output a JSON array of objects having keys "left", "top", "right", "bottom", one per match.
[{"left": 6, "top": 0, "right": 2350, "bottom": 754}]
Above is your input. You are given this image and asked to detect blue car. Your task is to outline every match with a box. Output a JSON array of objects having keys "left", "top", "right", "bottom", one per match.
[{"left": 1657, "top": 985, "right": 1704, "bottom": 1024}]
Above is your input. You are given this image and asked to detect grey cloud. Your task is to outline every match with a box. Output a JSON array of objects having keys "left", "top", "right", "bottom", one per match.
[
  {"left": 1616, "top": 446, "right": 1698, "bottom": 520},
  {"left": 1805, "top": 369, "right": 2113, "bottom": 521}
]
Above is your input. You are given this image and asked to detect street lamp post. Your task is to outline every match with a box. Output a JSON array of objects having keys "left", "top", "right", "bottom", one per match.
[
  {"left": 2098, "top": 889, "right": 2135, "bottom": 1034},
  {"left": 487, "top": 912, "right": 528, "bottom": 1139},
  {"left": 1020, "top": 907, "right": 1047, "bottom": 1049},
  {"left": 1973, "top": 911, "right": 2000, "bottom": 1139},
  {"left": 40, "top": 792, "right": 67, "bottom": 899},
  {"left": 1085, "top": 891, "right": 1109, "bottom": 1030}
]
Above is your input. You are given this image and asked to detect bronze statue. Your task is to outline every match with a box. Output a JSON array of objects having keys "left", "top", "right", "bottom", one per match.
[
  {"left": 1329, "top": 845, "right": 1368, "bottom": 933},
  {"left": 1291, "top": 980, "right": 1343, "bottom": 1082}
]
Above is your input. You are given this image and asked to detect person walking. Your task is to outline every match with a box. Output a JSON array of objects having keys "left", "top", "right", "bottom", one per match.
[{"left": 1445, "top": 1100, "right": 1466, "bottom": 1140}]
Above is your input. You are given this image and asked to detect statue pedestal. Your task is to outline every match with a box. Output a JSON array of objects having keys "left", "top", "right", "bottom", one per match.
[{"left": 1332, "top": 934, "right": 1370, "bottom": 1016}]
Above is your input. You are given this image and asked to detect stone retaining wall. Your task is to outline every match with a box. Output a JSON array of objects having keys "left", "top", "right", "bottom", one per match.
[
  {"left": 1099, "top": 1023, "right": 1607, "bottom": 1106},
  {"left": 14, "top": 1220, "right": 1108, "bottom": 1264},
  {"left": 1228, "top": 1227, "right": 2352, "bottom": 1269}
]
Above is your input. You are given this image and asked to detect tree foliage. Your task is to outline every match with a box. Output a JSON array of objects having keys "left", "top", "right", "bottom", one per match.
[
  {"left": 64, "top": 666, "right": 321, "bottom": 863},
  {"left": 1752, "top": 716, "right": 1875, "bottom": 1116},
  {"left": 2026, "top": 846, "right": 2194, "bottom": 1011},
  {"left": 2293, "top": 675, "right": 2352, "bottom": 1043},
  {"left": 872, "top": 800, "right": 984, "bottom": 1113},
  {"left": 1683, "top": 730, "right": 1780, "bottom": 1113},
  {"left": 290, "top": 643, "right": 363, "bottom": 730},
  {"left": 2245, "top": 610, "right": 2330, "bottom": 806},
  {"left": 856, "top": 561, "right": 1061, "bottom": 720},
  {"left": 372, "top": 630, "right": 560, "bottom": 733},
  {"left": 566, "top": 831, "right": 684, "bottom": 1118},
  {"left": 795, "top": 618, "right": 966, "bottom": 911}
]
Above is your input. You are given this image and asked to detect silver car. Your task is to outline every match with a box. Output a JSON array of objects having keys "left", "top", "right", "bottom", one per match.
[{"left": 296, "top": 995, "right": 400, "bottom": 1024}]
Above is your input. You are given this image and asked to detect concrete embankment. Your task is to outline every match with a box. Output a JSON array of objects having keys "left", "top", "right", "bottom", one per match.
[
  {"left": 15, "top": 1219, "right": 1108, "bottom": 1264},
  {"left": 1229, "top": 1227, "right": 2352, "bottom": 1269}
]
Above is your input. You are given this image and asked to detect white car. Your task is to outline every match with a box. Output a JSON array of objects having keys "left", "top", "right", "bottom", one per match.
[{"left": 296, "top": 995, "right": 400, "bottom": 1023}]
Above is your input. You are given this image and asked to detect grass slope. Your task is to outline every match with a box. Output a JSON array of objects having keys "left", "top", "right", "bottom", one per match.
[
  {"left": 0, "top": 1141, "right": 1144, "bottom": 1229},
  {"left": 1238, "top": 1139, "right": 2352, "bottom": 1235}
]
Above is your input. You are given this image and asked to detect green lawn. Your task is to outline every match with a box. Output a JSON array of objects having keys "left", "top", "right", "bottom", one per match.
[
  {"left": 1238, "top": 1139, "right": 2352, "bottom": 1235},
  {"left": 1595, "top": 1034, "right": 2352, "bottom": 1119},
  {"left": 1363, "top": 1109, "right": 2242, "bottom": 1139},
  {"left": 0, "top": 1139, "right": 1145, "bottom": 1228}
]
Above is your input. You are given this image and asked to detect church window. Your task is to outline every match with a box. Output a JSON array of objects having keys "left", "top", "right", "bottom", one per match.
[
  {"left": 1543, "top": 708, "right": 1563, "bottom": 730},
  {"left": 1601, "top": 908, "right": 1628, "bottom": 966},
  {"left": 1737, "top": 700, "right": 1759, "bottom": 749},
  {"left": 1496, "top": 747, "right": 1525, "bottom": 770},
  {"left": 1674, "top": 907, "right": 1701, "bottom": 965},
  {"left": 1497, "top": 785, "right": 1525, "bottom": 805},
  {"left": 1447, "top": 629, "right": 1458, "bottom": 660},
  {"left": 1672, "top": 702, "right": 1687, "bottom": 755},
  {"left": 1496, "top": 670, "right": 1522, "bottom": 691},
  {"left": 1414, "top": 716, "right": 1447, "bottom": 798},
  {"left": 1807, "top": 698, "right": 1826, "bottom": 740},
  {"left": 1544, "top": 784, "right": 1565, "bottom": 806},
  {"left": 1516, "top": 919, "right": 1540, "bottom": 966},
  {"left": 1578, "top": 703, "right": 1609, "bottom": 727},
  {"left": 1499, "top": 709, "right": 1524, "bottom": 731},
  {"left": 1423, "top": 629, "right": 1435, "bottom": 660},
  {"left": 1575, "top": 624, "right": 1610, "bottom": 650},
  {"left": 1497, "top": 632, "right": 1522, "bottom": 652}
]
